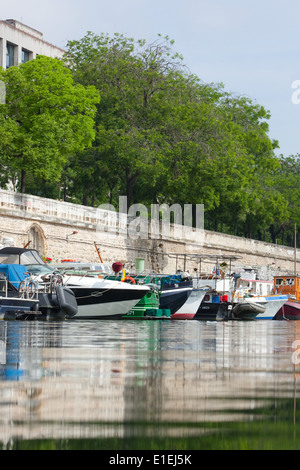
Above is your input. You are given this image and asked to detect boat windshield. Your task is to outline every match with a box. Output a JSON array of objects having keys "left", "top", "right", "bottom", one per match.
[
  {"left": 21, "top": 251, "right": 45, "bottom": 266},
  {"left": 26, "top": 264, "right": 54, "bottom": 275},
  {"left": 22, "top": 251, "right": 54, "bottom": 275}
]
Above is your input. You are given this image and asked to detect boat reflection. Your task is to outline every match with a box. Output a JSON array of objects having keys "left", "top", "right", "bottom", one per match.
[{"left": 0, "top": 320, "right": 299, "bottom": 448}]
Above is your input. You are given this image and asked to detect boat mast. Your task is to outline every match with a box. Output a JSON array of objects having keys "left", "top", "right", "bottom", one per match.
[{"left": 295, "top": 224, "right": 297, "bottom": 277}]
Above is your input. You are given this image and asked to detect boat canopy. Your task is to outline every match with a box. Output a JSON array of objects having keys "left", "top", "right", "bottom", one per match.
[{"left": 0, "top": 247, "right": 45, "bottom": 266}]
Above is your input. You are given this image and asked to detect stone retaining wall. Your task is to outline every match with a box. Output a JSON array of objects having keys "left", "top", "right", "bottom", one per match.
[{"left": 0, "top": 189, "right": 297, "bottom": 276}]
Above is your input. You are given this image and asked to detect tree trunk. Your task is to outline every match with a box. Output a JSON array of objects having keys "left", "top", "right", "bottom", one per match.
[
  {"left": 270, "top": 225, "right": 276, "bottom": 244},
  {"left": 270, "top": 224, "right": 283, "bottom": 244},
  {"left": 234, "top": 222, "right": 238, "bottom": 236},
  {"left": 20, "top": 170, "right": 26, "bottom": 193},
  {"left": 247, "top": 223, "right": 252, "bottom": 239},
  {"left": 125, "top": 169, "right": 138, "bottom": 209},
  {"left": 83, "top": 195, "right": 90, "bottom": 206},
  {"left": 257, "top": 229, "right": 262, "bottom": 241},
  {"left": 281, "top": 226, "right": 285, "bottom": 245}
]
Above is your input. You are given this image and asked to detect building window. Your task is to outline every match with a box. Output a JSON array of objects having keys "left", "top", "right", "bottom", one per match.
[
  {"left": 6, "top": 42, "right": 15, "bottom": 68},
  {"left": 22, "top": 49, "right": 30, "bottom": 63}
]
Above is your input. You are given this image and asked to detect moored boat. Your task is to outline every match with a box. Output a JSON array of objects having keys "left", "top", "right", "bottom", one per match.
[
  {"left": 0, "top": 262, "right": 78, "bottom": 320},
  {"left": 172, "top": 287, "right": 208, "bottom": 320},
  {"left": 215, "top": 298, "right": 265, "bottom": 321},
  {"left": 123, "top": 284, "right": 171, "bottom": 319},
  {"left": 0, "top": 247, "right": 149, "bottom": 320},
  {"left": 159, "top": 275, "right": 193, "bottom": 316},
  {"left": 194, "top": 269, "right": 288, "bottom": 321},
  {"left": 231, "top": 275, "right": 287, "bottom": 319},
  {"left": 274, "top": 301, "right": 300, "bottom": 320},
  {"left": 272, "top": 274, "right": 300, "bottom": 320},
  {"left": 0, "top": 270, "right": 40, "bottom": 320},
  {"left": 67, "top": 276, "right": 149, "bottom": 319}
]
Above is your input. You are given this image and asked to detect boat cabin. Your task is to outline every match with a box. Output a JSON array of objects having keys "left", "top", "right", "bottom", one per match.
[
  {"left": 274, "top": 275, "right": 300, "bottom": 300},
  {"left": 236, "top": 278, "right": 273, "bottom": 297}
]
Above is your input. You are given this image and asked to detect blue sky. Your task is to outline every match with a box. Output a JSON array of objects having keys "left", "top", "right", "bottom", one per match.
[{"left": 2, "top": 0, "right": 300, "bottom": 157}]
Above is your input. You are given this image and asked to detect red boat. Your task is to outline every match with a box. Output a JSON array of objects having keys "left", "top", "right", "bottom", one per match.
[
  {"left": 273, "top": 275, "right": 300, "bottom": 320},
  {"left": 274, "top": 301, "right": 300, "bottom": 320}
]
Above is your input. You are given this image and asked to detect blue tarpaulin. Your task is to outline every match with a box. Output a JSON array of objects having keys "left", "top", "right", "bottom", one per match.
[{"left": 0, "top": 264, "right": 28, "bottom": 289}]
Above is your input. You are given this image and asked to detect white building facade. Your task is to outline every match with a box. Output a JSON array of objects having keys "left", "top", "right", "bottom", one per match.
[{"left": 0, "top": 19, "right": 65, "bottom": 70}]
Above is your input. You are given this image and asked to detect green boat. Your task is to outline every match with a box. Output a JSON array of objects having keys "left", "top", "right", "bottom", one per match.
[{"left": 123, "top": 284, "right": 171, "bottom": 319}]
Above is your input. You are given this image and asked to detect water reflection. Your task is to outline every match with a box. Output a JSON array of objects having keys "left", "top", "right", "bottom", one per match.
[{"left": 0, "top": 319, "right": 299, "bottom": 448}]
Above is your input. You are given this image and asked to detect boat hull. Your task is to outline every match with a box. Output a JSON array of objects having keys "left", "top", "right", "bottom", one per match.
[
  {"left": 0, "top": 296, "right": 40, "bottom": 320},
  {"left": 273, "top": 301, "right": 300, "bottom": 320},
  {"left": 66, "top": 279, "right": 150, "bottom": 319},
  {"left": 171, "top": 289, "right": 207, "bottom": 320},
  {"left": 75, "top": 298, "right": 145, "bottom": 319},
  {"left": 195, "top": 295, "right": 288, "bottom": 321},
  {"left": 194, "top": 301, "right": 220, "bottom": 321},
  {"left": 0, "top": 287, "right": 78, "bottom": 321},
  {"left": 160, "top": 287, "right": 192, "bottom": 316},
  {"left": 255, "top": 296, "right": 288, "bottom": 319}
]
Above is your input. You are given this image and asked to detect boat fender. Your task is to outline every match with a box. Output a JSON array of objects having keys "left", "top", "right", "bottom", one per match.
[{"left": 56, "top": 286, "right": 78, "bottom": 318}]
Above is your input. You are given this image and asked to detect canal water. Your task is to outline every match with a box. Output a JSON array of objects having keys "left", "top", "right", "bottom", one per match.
[{"left": 0, "top": 319, "right": 300, "bottom": 450}]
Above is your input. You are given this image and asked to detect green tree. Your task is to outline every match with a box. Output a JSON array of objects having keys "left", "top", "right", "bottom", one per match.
[
  {"left": 65, "top": 31, "right": 287, "bottom": 244},
  {"left": 65, "top": 33, "right": 193, "bottom": 207},
  {"left": 270, "top": 155, "right": 300, "bottom": 245},
  {"left": 204, "top": 94, "right": 283, "bottom": 238},
  {"left": 66, "top": 32, "right": 280, "bottom": 226},
  {"left": 0, "top": 56, "right": 99, "bottom": 192}
]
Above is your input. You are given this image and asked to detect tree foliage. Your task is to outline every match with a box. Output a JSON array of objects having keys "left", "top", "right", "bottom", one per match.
[
  {"left": 0, "top": 33, "right": 299, "bottom": 247},
  {"left": 0, "top": 56, "right": 99, "bottom": 192},
  {"left": 63, "top": 32, "right": 286, "bottom": 240}
]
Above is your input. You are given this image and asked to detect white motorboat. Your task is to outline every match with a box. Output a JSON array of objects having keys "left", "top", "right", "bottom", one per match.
[
  {"left": 0, "top": 248, "right": 149, "bottom": 319},
  {"left": 232, "top": 276, "right": 288, "bottom": 319},
  {"left": 62, "top": 274, "right": 150, "bottom": 319}
]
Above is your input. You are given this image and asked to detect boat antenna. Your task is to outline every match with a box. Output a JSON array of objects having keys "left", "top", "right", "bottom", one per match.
[{"left": 94, "top": 242, "right": 103, "bottom": 263}]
